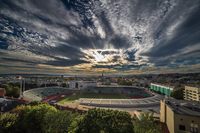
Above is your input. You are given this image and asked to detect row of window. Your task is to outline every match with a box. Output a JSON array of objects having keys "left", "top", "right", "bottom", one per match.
[
  {"left": 184, "top": 94, "right": 197, "bottom": 98},
  {"left": 184, "top": 92, "right": 199, "bottom": 95},
  {"left": 185, "top": 90, "right": 198, "bottom": 93},
  {"left": 179, "top": 124, "right": 199, "bottom": 133},
  {"left": 184, "top": 96, "right": 198, "bottom": 100},
  {"left": 184, "top": 94, "right": 199, "bottom": 99}
]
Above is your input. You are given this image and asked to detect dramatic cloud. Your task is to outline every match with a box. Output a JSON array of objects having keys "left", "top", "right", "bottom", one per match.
[{"left": 0, "top": 0, "right": 200, "bottom": 74}]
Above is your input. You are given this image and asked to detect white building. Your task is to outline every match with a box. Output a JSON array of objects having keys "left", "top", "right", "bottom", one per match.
[{"left": 68, "top": 81, "right": 97, "bottom": 90}]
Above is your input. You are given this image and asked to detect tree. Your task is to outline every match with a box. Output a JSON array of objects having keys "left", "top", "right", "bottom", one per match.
[
  {"left": 68, "top": 116, "right": 84, "bottom": 133},
  {"left": 133, "top": 112, "right": 161, "bottom": 133},
  {"left": 117, "top": 78, "right": 132, "bottom": 86},
  {"left": 0, "top": 113, "right": 18, "bottom": 133},
  {"left": 73, "top": 108, "right": 134, "bottom": 133},
  {"left": 170, "top": 89, "right": 184, "bottom": 99},
  {"left": 10, "top": 103, "right": 78, "bottom": 133},
  {"left": 0, "top": 104, "right": 163, "bottom": 133},
  {"left": 43, "top": 110, "right": 78, "bottom": 133},
  {"left": 28, "top": 101, "right": 43, "bottom": 106},
  {"left": 2, "top": 83, "right": 20, "bottom": 98},
  {"left": 12, "top": 104, "right": 58, "bottom": 133}
]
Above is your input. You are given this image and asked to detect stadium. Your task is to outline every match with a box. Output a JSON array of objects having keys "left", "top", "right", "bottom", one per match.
[{"left": 23, "top": 85, "right": 163, "bottom": 108}]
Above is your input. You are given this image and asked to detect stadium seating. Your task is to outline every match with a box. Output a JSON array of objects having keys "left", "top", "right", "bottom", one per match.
[{"left": 23, "top": 87, "right": 69, "bottom": 101}]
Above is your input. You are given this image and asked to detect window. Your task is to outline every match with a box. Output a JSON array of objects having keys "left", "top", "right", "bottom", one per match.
[
  {"left": 75, "top": 82, "right": 78, "bottom": 88},
  {"left": 191, "top": 123, "right": 198, "bottom": 133},
  {"left": 191, "top": 127, "right": 198, "bottom": 133},
  {"left": 179, "top": 125, "right": 186, "bottom": 131}
]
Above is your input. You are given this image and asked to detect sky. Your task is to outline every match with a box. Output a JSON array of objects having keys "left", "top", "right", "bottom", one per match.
[{"left": 0, "top": 0, "right": 200, "bottom": 75}]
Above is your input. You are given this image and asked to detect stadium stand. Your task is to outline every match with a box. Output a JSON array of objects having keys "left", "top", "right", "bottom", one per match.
[{"left": 23, "top": 87, "right": 70, "bottom": 101}]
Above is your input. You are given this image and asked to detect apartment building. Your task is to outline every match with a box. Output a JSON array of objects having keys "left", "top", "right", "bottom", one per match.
[{"left": 184, "top": 86, "right": 200, "bottom": 102}]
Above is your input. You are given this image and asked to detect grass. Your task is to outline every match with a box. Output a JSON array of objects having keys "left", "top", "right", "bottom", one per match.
[{"left": 58, "top": 92, "right": 129, "bottom": 104}]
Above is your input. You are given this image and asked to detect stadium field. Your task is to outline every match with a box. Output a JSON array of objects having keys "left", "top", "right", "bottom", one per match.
[{"left": 58, "top": 92, "right": 129, "bottom": 104}]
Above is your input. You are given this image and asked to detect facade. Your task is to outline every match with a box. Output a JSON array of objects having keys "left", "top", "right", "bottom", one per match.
[
  {"left": 160, "top": 99, "right": 200, "bottom": 133},
  {"left": 68, "top": 81, "right": 97, "bottom": 89},
  {"left": 150, "top": 83, "right": 173, "bottom": 96},
  {"left": 184, "top": 86, "right": 200, "bottom": 102}
]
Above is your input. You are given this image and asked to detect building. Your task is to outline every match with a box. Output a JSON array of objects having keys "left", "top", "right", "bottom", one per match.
[
  {"left": 184, "top": 86, "right": 200, "bottom": 102},
  {"left": 160, "top": 99, "right": 200, "bottom": 133},
  {"left": 68, "top": 81, "right": 97, "bottom": 89},
  {"left": 0, "top": 88, "right": 6, "bottom": 97},
  {"left": 0, "top": 98, "right": 24, "bottom": 112},
  {"left": 150, "top": 83, "right": 174, "bottom": 96}
]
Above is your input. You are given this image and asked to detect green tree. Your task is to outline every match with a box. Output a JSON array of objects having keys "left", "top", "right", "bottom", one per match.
[
  {"left": 68, "top": 116, "right": 84, "bottom": 133},
  {"left": 73, "top": 108, "right": 134, "bottom": 133},
  {"left": 43, "top": 110, "right": 78, "bottom": 133},
  {"left": 0, "top": 113, "right": 18, "bottom": 133},
  {"left": 0, "top": 104, "right": 165, "bottom": 133},
  {"left": 170, "top": 89, "right": 183, "bottom": 99},
  {"left": 117, "top": 78, "right": 132, "bottom": 86},
  {"left": 13, "top": 104, "right": 57, "bottom": 133},
  {"left": 28, "top": 101, "right": 43, "bottom": 106},
  {"left": 133, "top": 112, "right": 161, "bottom": 133},
  {"left": 3, "top": 83, "right": 20, "bottom": 98}
]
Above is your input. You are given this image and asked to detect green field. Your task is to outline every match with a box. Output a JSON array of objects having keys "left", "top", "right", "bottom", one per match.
[{"left": 58, "top": 92, "right": 129, "bottom": 104}]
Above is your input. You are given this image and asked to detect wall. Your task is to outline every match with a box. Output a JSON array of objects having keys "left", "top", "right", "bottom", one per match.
[
  {"left": 174, "top": 114, "right": 200, "bottom": 133},
  {"left": 150, "top": 83, "right": 173, "bottom": 96}
]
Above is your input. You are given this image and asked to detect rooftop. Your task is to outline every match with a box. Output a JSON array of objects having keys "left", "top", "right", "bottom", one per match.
[
  {"left": 185, "top": 85, "right": 200, "bottom": 89},
  {"left": 164, "top": 98, "right": 200, "bottom": 117}
]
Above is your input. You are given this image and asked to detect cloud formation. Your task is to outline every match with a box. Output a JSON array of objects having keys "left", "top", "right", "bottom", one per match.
[{"left": 0, "top": 0, "right": 200, "bottom": 74}]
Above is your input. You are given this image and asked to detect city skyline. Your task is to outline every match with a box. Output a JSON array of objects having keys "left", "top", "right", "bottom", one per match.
[{"left": 0, "top": 0, "right": 200, "bottom": 74}]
